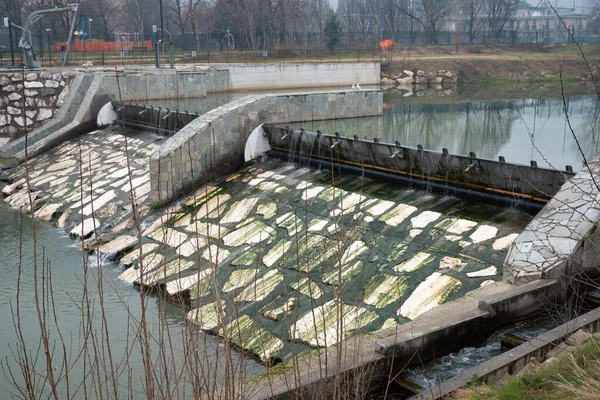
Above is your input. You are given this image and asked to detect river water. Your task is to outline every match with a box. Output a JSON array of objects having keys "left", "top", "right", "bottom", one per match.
[
  {"left": 0, "top": 204, "right": 264, "bottom": 398},
  {"left": 153, "top": 86, "right": 599, "bottom": 171},
  {"left": 1, "top": 84, "right": 598, "bottom": 397}
]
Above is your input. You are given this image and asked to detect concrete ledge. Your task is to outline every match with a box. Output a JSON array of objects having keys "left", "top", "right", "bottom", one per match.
[
  {"left": 376, "top": 279, "right": 559, "bottom": 369},
  {"left": 410, "top": 306, "right": 600, "bottom": 400},
  {"left": 244, "top": 280, "right": 561, "bottom": 399}
]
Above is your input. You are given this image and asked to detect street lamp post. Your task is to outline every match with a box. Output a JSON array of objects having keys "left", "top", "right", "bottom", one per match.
[
  {"left": 89, "top": 18, "right": 93, "bottom": 53},
  {"left": 159, "top": 0, "right": 164, "bottom": 41},
  {"left": 81, "top": 17, "right": 86, "bottom": 59},
  {"left": 46, "top": 28, "right": 52, "bottom": 66}
]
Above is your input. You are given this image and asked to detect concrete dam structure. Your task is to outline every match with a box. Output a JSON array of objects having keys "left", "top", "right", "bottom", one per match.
[{"left": 2, "top": 63, "right": 600, "bottom": 398}]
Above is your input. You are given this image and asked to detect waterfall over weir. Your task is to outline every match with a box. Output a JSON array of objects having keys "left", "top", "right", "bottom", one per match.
[
  {"left": 115, "top": 102, "right": 574, "bottom": 211},
  {"left": 116, "top": 102, "right": 200, "bottom": 136},
  {"left": 263, "top": 125, "right": 576, "bottom": 211}
]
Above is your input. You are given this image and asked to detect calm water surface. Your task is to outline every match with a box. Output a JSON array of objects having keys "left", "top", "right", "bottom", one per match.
[{"left": 0, "top": 204, "right": 263, "bottom": 398}]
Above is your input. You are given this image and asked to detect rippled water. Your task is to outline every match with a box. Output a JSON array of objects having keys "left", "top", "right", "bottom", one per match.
[{"left": 403, "top": 314, "right": 559, "bottom": 389}]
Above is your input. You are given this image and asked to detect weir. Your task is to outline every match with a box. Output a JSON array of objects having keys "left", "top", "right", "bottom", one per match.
[
  {"left": 116, "top": 102, "right": 575, "bottom": 210},
  {"left": 2, "top": 64, "right": 600, "bottom": 399},
  {"left": 263, "top": 126, "right": 575, "bottom": 210}
]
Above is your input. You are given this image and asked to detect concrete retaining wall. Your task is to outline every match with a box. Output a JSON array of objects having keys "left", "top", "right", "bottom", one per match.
[
  {"left": 149, "top": 89, "right": 383, "bottom": 204},
  {"left": 113, "top": 68, "right": 229, "bottom": 101},
  {"left": 226, "top": 63, "right": 380, "bottom": 91},
  {"left": 504, "top": 157, "right": 600, "bottom": 284}
]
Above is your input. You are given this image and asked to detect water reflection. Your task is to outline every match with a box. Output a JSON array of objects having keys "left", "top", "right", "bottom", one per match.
[{"left": 300, "top": 92, "right": 600, "bottom": 172}]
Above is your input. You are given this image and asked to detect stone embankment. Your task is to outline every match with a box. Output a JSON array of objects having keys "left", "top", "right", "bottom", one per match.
[
  {"left": 504, "top": 157, "right": 600, "bottom": 284},
  {"left": 0, "top": 71, "right": 74, "bottom": 138},
  {"left": 380, "top": 69, "right": 458, "bottom": 90}
]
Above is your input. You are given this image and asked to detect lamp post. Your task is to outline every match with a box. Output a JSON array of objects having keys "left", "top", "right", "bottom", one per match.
[
  {"left": 89, "top": 18, "right": 93, "bottom": 53},
  {"left": 46, "top": 28, "right": 52, "bottom": 66}
]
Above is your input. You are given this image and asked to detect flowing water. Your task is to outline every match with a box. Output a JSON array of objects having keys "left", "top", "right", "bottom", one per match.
[{"left": 403, "top": 314, "right": 559, "bottom": 389}]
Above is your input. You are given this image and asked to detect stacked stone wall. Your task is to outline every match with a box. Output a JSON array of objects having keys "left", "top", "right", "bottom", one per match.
[
  {"left": 0, "top": 71, "right": 75, "bottom": 138},
  {"left": 381, "top": 69, "right": 458, "bottom": 90}
]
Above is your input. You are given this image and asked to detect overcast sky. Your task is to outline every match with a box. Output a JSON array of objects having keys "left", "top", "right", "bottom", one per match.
[{"left": 327, "top": 0, "right": 590, "bottom": 12}]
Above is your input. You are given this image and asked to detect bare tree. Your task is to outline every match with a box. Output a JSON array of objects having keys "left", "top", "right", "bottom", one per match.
[
  {"left": 396, "top": 0, "right": 456, "bottom": 44},
  {"left": 0, "top": 0, "right": 25, "bottom": 26},
  {"left": 486, "top": 0, "right": 520, "bottom": 42},
  {"left": 121, "top": 0, "right": 153, "bottom": 42},
  {"left": 462, "top": 0, "right": 484, "bottom": 44}
]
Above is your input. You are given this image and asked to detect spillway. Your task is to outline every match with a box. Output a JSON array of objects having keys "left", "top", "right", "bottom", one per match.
[{"left": 1, "top": 121, "right": 531, "bottom": 363}]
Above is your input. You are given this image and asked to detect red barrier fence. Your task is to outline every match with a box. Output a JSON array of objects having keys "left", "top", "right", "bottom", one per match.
[{"left": 54, "top": 40, "right": 153, "bottom": 52}]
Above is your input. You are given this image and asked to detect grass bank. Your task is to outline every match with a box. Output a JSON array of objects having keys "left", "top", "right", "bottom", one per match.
[{"left": 382, "top": 44, "right": 600, "bottom": 85}]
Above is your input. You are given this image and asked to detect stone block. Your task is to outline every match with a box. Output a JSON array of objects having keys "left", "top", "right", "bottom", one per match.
[
  {"left": 565, "top": 329, "right": 592, "bottom": 347},
  {"left": 25, "top": 73, "right": 38, "bottom": 81},
  {"left": 39, "top": 71, "right": 52, "bottom": 80},
  {"left": 381, "top": 77, "right": 394, "bottom": 86},
  {"left": 7, "top": 93, "right": 21, "bottom": 101},
  {"left": 546, "top": 342, "right": 575, "bottom": 358},
  {"left": 24, "top": 81, "right": 43, "bottom": 89},
  {"left": 45, "top": 80, "right": 60, "bottom": 88},
  {"left": 36, "top": 108, "right": 53, "bottom": 121},
  {"left": 2, "top": 84, "right": 15, "bottom": 92},
  {"left": 0, "top": 114, "right": 9, "bottom": 127},
  {"left": 7, "top": 106, "right": 20, "bottom": 115},
  {"left": 396, "top": 76, "right": 414, "bottom": 85},
  {"left": 13, "top": 116, "right": 33, "bottom": 127}
]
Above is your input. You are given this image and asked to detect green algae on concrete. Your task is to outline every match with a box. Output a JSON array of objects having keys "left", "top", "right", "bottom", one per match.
[
  {"left": 398, "top": 272, "right": 463, "bottom": 320},
  {"left": 223, "top": 269, "right": 259, "bottom": 293},
  {"left": 220, "top": 315, "right": 284, "bottom": 363},
  {"left": 291, "top": 278, "right": 323, "bottom": 299},
  {"left": 222, "top": 218, "right": 276, "bottom": 247},
  {"left": 292, "top": 300, "right": 379, "bottom": 347},
  {"left": 363, "top": 274, "right": 409, "bottom": 308},
  {"left": 235, "top": 269, "right": 284, "bottom": 302},
  {"left": 262, "top": 239, "right": 293, "bottom": 268},
  {"left": 186, "top": 301, "right": 225, "bottom": 331}
]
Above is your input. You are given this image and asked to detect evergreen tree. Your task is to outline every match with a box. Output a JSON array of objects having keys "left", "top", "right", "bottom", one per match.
[{"left": 324, "top": 14, "right": 342, "bottom": 52}]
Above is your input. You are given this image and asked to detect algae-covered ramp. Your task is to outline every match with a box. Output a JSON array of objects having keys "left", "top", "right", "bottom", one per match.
[{"left": 124, "top": 159, "right": 530, "bottom": 363}]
